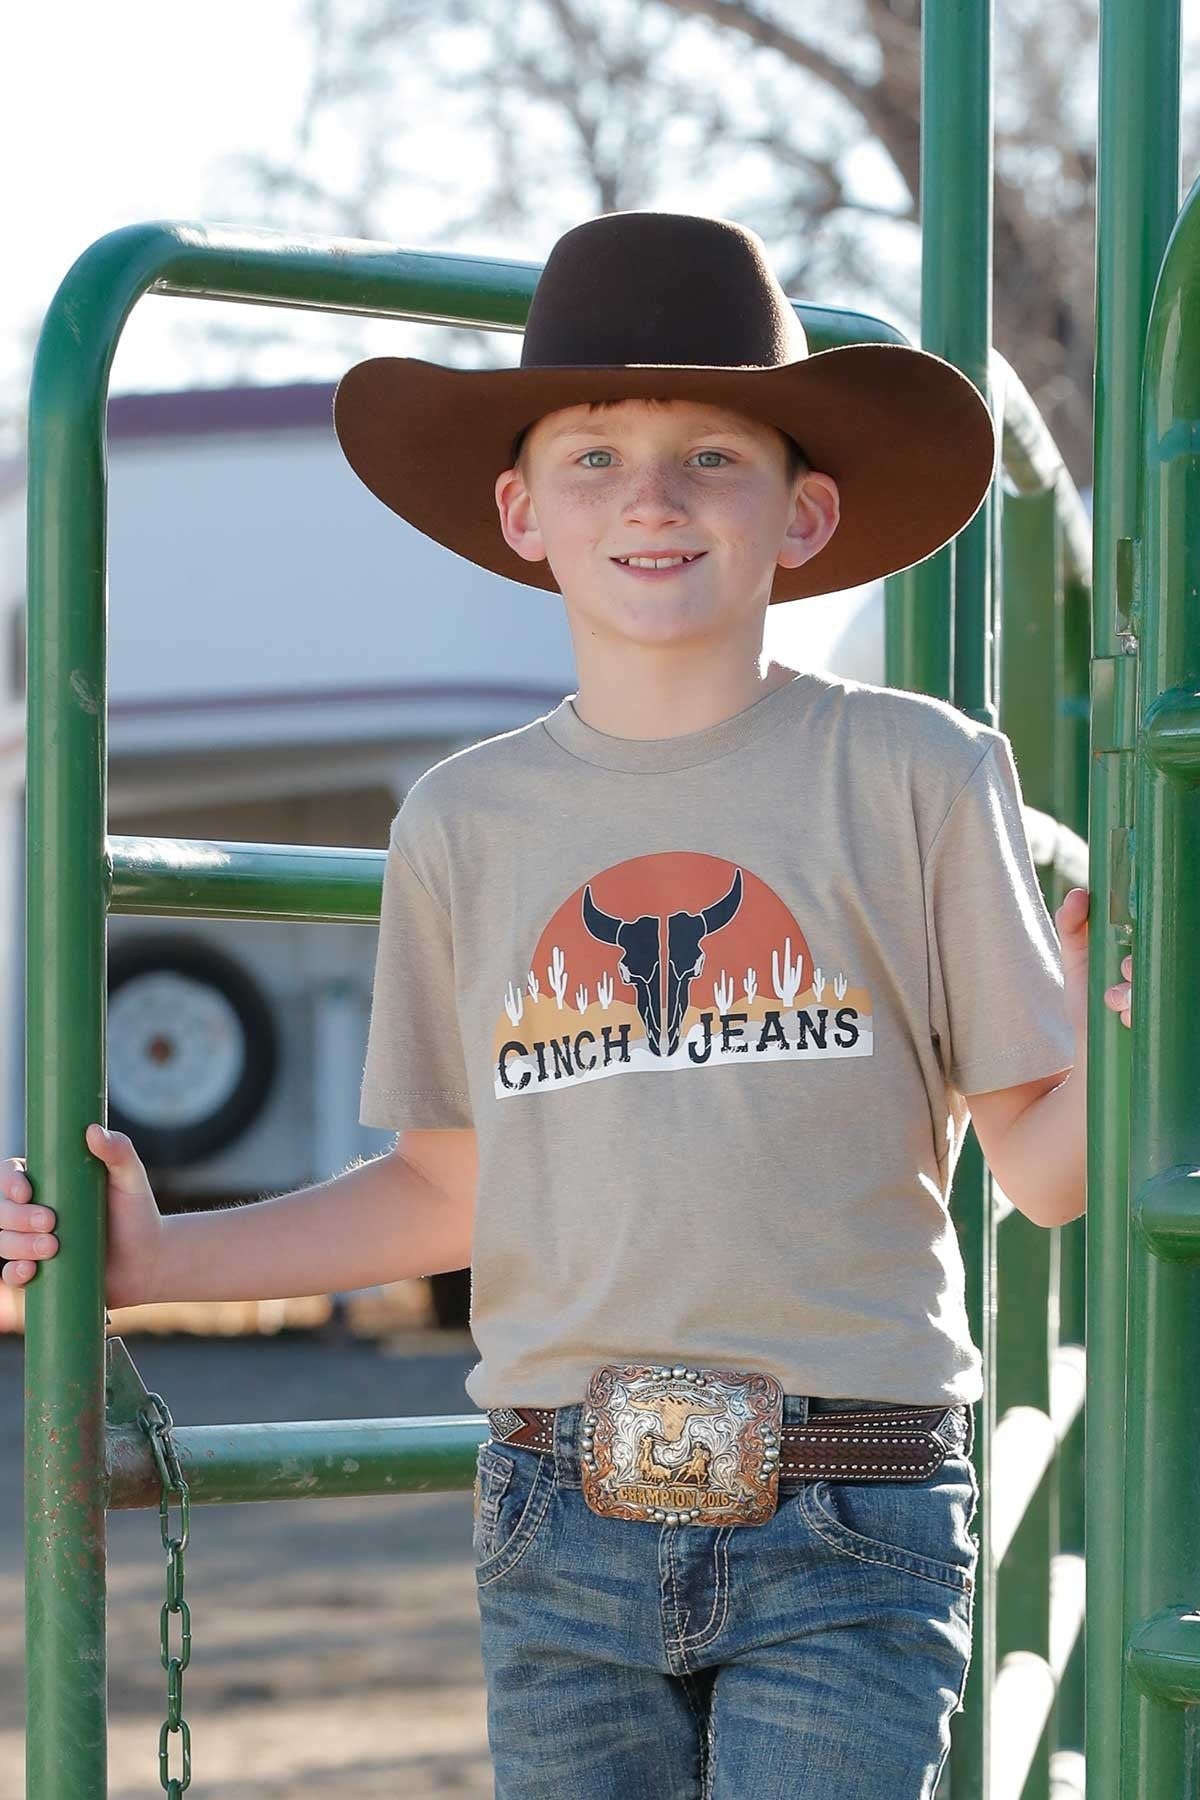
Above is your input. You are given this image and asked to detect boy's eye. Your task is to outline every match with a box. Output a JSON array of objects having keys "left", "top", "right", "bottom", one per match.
[{"left": 576, "top": 449, "right": 731, "bottom": 469}]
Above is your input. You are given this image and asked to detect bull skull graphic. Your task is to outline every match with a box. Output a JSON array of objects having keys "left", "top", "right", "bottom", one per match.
[{"left": 581, "top": 868, "right": 744, "bottom": 1056}]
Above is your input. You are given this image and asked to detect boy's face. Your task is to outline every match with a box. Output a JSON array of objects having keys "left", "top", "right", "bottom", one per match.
[{"left": 493, "top": 398, "right": 840, "bottom": 650}]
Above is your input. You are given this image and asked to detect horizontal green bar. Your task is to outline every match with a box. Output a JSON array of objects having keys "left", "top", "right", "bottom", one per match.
[
  {"left": 106, "top": 1415, "right": 490, "bottom": 1507},
  {"left": 1143, "top": 684, "right": 1200, "bottom": 780},
  {"left": 107, "top": 835, "right": 383, "bottom": 922},
  {"left": 58, "top": 220, "right": 909, "bottom": 361},
  {"left": 110, "top": 811, "right": 1082, "bottom": 929},
  {"left": 1128, "top": 1607, "right": 1200, "bottom": 1705},
  {"left": 1133, "top": 1166, "right": 1200, "bottom": 1261}
]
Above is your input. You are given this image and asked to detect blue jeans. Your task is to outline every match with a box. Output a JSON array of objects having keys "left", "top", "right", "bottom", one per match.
[{"left": 472, "top": 1393, "right": 978, "bottom": 1798}]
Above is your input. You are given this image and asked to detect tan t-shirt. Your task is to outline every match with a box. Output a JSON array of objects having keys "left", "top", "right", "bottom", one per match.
[{"left": 359, "top": 669, "right": 1075, "bottom": 1408}]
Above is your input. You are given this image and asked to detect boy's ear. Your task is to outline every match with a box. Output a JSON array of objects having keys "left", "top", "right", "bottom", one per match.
[
  {"left": 776, "top": 471, "right": 841, "bottom": 571},
  {"left": 495, "top": 466, "right": 549, "bottom": 566}
]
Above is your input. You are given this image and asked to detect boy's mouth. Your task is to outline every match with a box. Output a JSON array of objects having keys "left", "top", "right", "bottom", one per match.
[{"left": 610, "top": 551, "right": 707, "bottom": 578}]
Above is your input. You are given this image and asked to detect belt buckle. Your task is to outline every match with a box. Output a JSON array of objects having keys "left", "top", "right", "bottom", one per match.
[{"left": 579, "top": 1362, "right": 784, "bottom": 1527}]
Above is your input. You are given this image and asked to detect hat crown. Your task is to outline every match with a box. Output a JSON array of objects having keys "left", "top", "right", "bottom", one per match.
[{"left": 519, "top": 211, "right": 810, "bottom": 371}]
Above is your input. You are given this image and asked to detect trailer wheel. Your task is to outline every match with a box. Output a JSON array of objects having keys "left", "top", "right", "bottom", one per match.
[{"left": 106, "top": 935, "right": 278, "bottom": 1168}]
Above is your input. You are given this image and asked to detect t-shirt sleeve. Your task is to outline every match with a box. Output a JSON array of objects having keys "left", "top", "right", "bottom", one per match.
[
  {"left": 922, "top": 734, "right": 1076, "bottom": 1097},
  {"left": 358, "top": 823, "right": 473, "bottom": 1131}
]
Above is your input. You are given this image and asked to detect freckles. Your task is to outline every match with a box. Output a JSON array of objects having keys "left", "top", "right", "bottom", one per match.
[
  {"left": 559, "top": 481, "right": 612, "bottom": 510},
  {"left": 549, "top": 469, "right": 608, "bottom": 500}
]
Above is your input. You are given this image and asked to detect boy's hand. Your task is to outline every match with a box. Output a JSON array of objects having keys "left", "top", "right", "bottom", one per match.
[
  {"left": 1104, "top": 952, "right": 1132, "bottom": 1029},
  {"left": 1054, "top": 885, "right": 1131, "bottom": 1030},
  {"left": 0, "top": 1158, "right": 58, "bottom": 1287},
  {"left": 0, "top": 1124, "right": 165, "bottom": 1307}
]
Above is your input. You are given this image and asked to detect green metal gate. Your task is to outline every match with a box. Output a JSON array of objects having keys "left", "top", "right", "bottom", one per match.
[{"left": 21, "top": 0, "right": 1200, "bottom": 1792}]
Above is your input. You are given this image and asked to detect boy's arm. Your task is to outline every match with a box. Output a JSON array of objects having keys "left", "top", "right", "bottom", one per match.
[
  {"left": 153, "top": 1128, "right": 476, "bottom": 1303},
  {"left": 965, "top": 886, "right": 1129, "bottom": 1230},
  {"left": 967, "top": 1063, "right": 1083, "bottom": 1229}
]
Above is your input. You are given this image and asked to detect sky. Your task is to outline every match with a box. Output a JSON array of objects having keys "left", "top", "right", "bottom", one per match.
[
  {"left": 4, "top": 4, "right": 307, "bottom": 404},
  {"left": 1, "top": 0, "right": 535, "bottom": 428}
]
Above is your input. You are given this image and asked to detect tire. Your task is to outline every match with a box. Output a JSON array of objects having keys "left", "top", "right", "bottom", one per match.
[{"left": 106, "top": 934, "right": 279, "bottom": 1169}]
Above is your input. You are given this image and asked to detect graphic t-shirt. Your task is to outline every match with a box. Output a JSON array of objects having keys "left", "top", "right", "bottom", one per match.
[{"left": 359, "top": 669, "right": 1075, "bottom": 1409}]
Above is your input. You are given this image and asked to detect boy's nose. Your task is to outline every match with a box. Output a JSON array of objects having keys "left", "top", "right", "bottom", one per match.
[{"left": 622, "top": 474, "right": 689, "bottom": 519}]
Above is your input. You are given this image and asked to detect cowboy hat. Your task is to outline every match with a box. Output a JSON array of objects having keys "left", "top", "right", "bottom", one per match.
[{"left": 333, "top": 209, "right": 998, "bottom": 603}]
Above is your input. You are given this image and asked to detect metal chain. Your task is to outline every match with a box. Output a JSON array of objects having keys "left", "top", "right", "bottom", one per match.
[{"left": 137, "top": 1392, "right": 192, "bottom": 1796}]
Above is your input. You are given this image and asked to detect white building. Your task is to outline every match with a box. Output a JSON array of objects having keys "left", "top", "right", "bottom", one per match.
[{"left": 0, "top": 381, "right": 883, "bottom": 1218}]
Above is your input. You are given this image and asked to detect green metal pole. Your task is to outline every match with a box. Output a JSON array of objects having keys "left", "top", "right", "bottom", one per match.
[
  {"left": 24, "top": 247, "right": 115, "bottom": 1800},
  {"left": 1121, "top": 167, "right": 1200, "bottom": 1794},
  {"left": 1052, "top": 521, "right": 1091, "bottom": 1760},
  {"left": 998, "top": 487, "right": 1069, "bottom": 1794},
  {"left": 1087, "top": 2, "right": 1181, "bottom": 1789},
  {"left": 924, "top": 0, "right": 996, "bottom": 731},
  {"left": 106, "top": 1415, "right": 490, "bottom": 1507},
  {"left": 922, "top": 6, "right": 996, "bottom": 1794}
]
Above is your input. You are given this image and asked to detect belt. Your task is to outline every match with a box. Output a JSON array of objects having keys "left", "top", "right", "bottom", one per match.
[
  {"left": 484, "top": 1362, "right": 964, "bottom": 1529},
  {"left": 488, "top": 1400, "right": 955, "bottom": 1479}
]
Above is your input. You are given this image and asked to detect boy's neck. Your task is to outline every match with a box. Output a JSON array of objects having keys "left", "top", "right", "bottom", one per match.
[{"left": 571, "top": 655, "right": 800, "bottom": 743}]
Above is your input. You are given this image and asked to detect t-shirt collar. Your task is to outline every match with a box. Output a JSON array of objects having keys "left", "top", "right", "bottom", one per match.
[{"left": 540, "top": 670, "right": 812, "bottom": 772}]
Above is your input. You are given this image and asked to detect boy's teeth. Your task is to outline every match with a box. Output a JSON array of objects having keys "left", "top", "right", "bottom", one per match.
[{"left": 619, "top": 554, "right": 697, "bottom": 568}]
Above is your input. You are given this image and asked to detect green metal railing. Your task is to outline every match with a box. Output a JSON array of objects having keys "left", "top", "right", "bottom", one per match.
[
  {"left": 883, "top": 6, "right": 1093, "bottom": 1791},
  {"left": 1120, "top": 162, "right": 1200, "bottom": 1786},
  {"left": 22, "top": 0, "right": 1198, "bottom": 1793}
]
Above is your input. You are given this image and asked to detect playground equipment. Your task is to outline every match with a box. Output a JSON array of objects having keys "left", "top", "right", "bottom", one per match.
[{"left": 20, "top": 0, "right": 1199, "bottom": 1793}]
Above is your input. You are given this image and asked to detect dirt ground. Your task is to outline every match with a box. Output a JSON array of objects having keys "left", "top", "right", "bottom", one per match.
[{"left": 1, "top": 1326, "right": 496, "bottom": 1798}]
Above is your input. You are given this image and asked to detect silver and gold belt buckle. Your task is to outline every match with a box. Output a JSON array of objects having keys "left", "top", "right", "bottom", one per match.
[{"left": 579, "top": 1362, "right": 784, "bottom": 1527}]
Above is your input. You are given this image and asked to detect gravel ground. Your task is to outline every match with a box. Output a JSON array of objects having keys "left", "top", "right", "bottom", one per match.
[{"left": 1, "top": 1329, "right": 495, "bottom": 1798}]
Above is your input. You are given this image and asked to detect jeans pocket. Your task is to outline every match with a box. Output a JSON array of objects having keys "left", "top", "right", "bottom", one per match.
[
  {"left": 800, "top": 1443, "right": 979, "bottom": 1594},
  {"left": 473, "top": 1442, "right": 556, "bottom": 1586}
]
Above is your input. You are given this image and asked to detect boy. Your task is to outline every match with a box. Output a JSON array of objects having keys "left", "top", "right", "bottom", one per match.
[{"left": 4, "top": 212, "right": 1131, "bottom": 1797}]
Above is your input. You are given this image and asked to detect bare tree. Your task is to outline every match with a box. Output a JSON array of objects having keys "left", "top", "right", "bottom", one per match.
[{"left": 225, "top": 0, "right": 1200, "bottom": 488}]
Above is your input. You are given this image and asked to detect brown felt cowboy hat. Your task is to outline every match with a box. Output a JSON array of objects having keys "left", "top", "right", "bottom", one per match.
[{"left": 333, "top": 210, "right": 998, "bottom": 603}]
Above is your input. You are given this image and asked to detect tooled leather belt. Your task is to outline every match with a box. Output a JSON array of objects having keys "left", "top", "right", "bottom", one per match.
[{"left": 487, "top": 1401, "right": 961, "bottom": 1483}]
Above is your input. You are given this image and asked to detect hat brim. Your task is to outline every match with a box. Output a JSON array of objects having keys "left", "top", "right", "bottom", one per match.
[{"left": 332, "top": 343, "right": 998, "bottom": 604}]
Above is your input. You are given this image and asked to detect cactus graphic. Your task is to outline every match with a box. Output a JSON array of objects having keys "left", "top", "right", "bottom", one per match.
[
  {"left": 526, "top": 969, "right": 540, "bottom": 1004},
  {"left": 548, "top": 945, "right": 569, "bottom": 1009},
  {"left": 597, "top": 970, "right": 614, "bottom": 1009},
  {"left": 574, "top": 983, "right": 590, "bottom": 1013},
  {"left": 833, "top": 971, "right": 849, "bottom": 1002},
  {"left": 714, "top": 970, "right": 735, "bottom": 1012},
  {"left": 772, "top": 936, "right": 804, "bottom": 1007},
  {"left": 504, "top": 980, "right": 524, "bottom": 1026},
  {"left": 811, "top": 965, "right": 826, "bottom": 1003},
  {"left": 744, "top": 966, "right": 758, "bottom": 1004}
]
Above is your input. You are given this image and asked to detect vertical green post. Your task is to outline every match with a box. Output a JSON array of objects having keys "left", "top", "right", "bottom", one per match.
[
  {"left": 1052, "top": 536, "right": 1091, "bottom": 1757},
  {"left": 920, "top": 5, "right": 996, "bottom": 1793},
  {"left": 23, "top": 260, "right": 118, "bottom": 1795},
  {"left": 1121, "top": 169, "right": 1200, "bottom": 1793},
  {"left": 924, "top": 0, "right": 997, "bottom": 732},
  {"left": 1087, "top": 1, "right": 1181, "bottom": 1788},
  {"left": 997, "top": 486, "right": 1060, "bottom": 1797}
]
